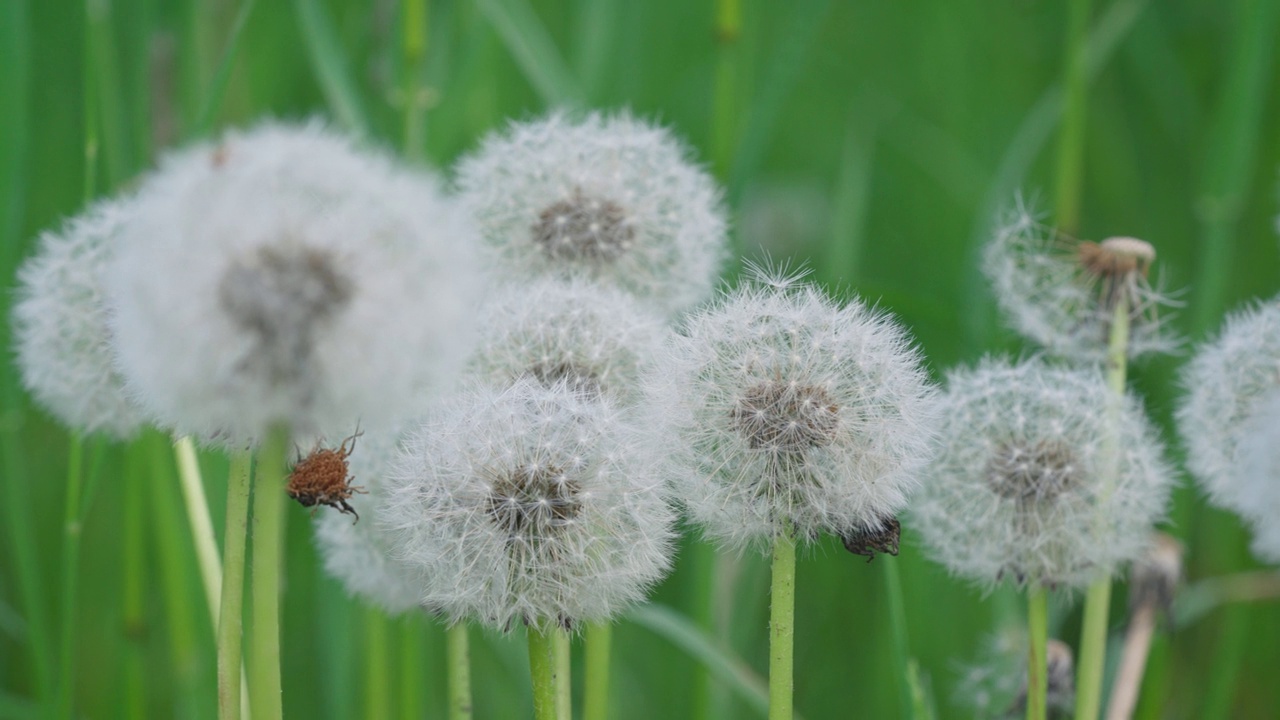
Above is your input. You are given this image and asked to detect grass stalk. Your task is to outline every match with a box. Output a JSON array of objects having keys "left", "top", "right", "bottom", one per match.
[
  {"left": 768, "top": 529, "right": 796, "bottom": 720},
  {"left": 401, "top": 0, "right": 428, "bottom": 160},
  {"left": 219, "top": 450, "right": 252, "bottom": 720},
  {"left": 711, "top": 0, "right": 741, "bottom": 177},
  {"left": 1025, "top": 587, "right": 1048, "bottom": 720},
  {"left": 1075, "top": 294, "right": 1131, "bottom": 720},
  {"left": 1052, "top": 0, "right": 1093, "bottom": 234},
  {"left": 364, "top": 608, "right": 391, "bottom": 720},
  {"left": 122, "top": 445, "right": 147, "bottom": 719},
  {"left": 249, "top": 424, "right": 290, "bottom": 720},
  {"left": 881, "top": 557, "right": 915, "bottom": 720},
  {"left": 584, "top": 622, "right": 613, "bottom": 720},
  {"left": 447, "top": 623, "right": 473, "bottom": 720},
  {"left": 53, "top": 434, "right": 85, "bottom": 720},
  {"left": 527, "top": 624, "right": 566, "bottom": 720},
  {"left": 399, "top": 617, "right": 426, "bottom": 720}
]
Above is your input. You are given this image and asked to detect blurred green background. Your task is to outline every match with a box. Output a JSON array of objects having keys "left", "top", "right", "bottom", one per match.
[{"left": 2, "top": 0, "right": 1278, "bottom": 718}]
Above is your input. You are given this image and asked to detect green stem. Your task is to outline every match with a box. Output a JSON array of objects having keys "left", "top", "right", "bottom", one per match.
[
  {"left": 555, "top": 626, "right": 571, "bottom": 719},
  {"left": 122, "top": 446, "right": 146, "bottom": 719},
  {"left": 687, "top": 539, "right": 719, "bottom": 720},
  {"left": 364, "top": 608, "right": 391, "bottom": 720},
  {"left": 769, "top": 530, "right": 796, "bottom": 720},
  {"left": 881, "top": 557, "right": 915, "bottom": 720},
  {"left": 250, "top": 425, "right": 290, "bottom": 720},
  {"left": 219, "top": 451, "right": 252, "bottom": 720},
  {"left": 54, "top": 434, "right": 85, "bottom": 720},
  {"left": 527, "top": 624, "right": 564, "bottom": 720},
  {"left": 1076, "top": 294, "right": 1130, "bottom": 720},
  {"left": 711, "top": 0, "right": 741, "bottom": 178},
  {"left": 173, "top": 435, "right": 221, "bottom": 631},
  {"left": 401, "top": 0, "right": 428, "bottom": 159},
  {"left": 400, "top": 617, "right": 426, "bottom": 720},
  {"left": 1052, "top": 0, "right": 1093, "bottom": 234},
  {"left": 1026, "top": 587, "right": 1049, "bottom": 720},
  {"left": 584, "top": 622, "right": 612, "bottom": 720},
  {"left": 447, "top": 623, "right": 472, "bottom": 720}
]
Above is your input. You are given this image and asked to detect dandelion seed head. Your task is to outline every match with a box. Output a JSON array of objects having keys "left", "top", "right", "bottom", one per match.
[
  {"left": 456, "top": 111, "right": 727, "bottom": 317},
  {"left": 913, "top": 358, "right": 1174, "bottom": 590},
  {"left": 642, "top": 266, "right": 938, "bottom": 552},
  {"left": 11, "top": 197, "right": 148, "bottom": 438}
]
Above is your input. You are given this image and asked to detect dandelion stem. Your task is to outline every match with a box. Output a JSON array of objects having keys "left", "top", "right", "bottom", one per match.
[
  {"left": 1076, "top": 293, "right": 1130, "bottom": 720},
  {"left": 174, "top": 435, "right": 221, "bottom": 629},
  {"left": 528, "top": 624, "right": 566, "bottom": 720},
  {"left": 400, "top": 617, "right": 427, "bottom": 720},
  {"left": 688, "top": 540, "right": 720, "bottom": 720},
  {"left": 249, "top": 424, "right": 290, "bottom": 720},
  {"left": 122, "top": 446, "right": 147, "bottom": 719},
  {"left": 1105, "top": 602, "right": 1156, "bottom": 720},
  {"left": 711, "top": 0, "right": 741, "bottom": 178},
  {"left": 54, "top": 433, "right": 85, "bottom": 720},
  {"left": 218, "top": 450, "right": 252, "bottom": 720},
  {"left": 447, "top": 623, "right": 472, "bottom": 720},
  {"left": 1052, "top": 0, "right": 1093, "bottom": 234},
  {"left": 1026, "top": 586, "right": 1049, "bottom": 720},
  {"left": 584, "top": 622, "right": 613, "bottom": 720},
  {"left": 882, "top": 556, "right": 916, "bottom": 720},
  {"left": 555, "top": 626, "right": 572, "bottom": 719},
  {"left": 364, "top": 608, "right": 391, "bottom": 720},
  {"left": 769, "top": 528, "right": 797, "bottom": 720}
]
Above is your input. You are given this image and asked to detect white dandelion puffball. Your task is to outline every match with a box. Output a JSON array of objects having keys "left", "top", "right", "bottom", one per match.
[
  {"left": 379, "top": 381, "right": 674, "bottom": 631},
  {"left": 467, "top": 277, "right": 668, "bottom": 404},
  {"left": 12, "top": 197, "right": 148, "bottom": 438},
  {"left": 455, "top": 111, "right": 727, "bottom": 317},
  {"left": 643, "top": 266, "right": 938, "bottom": 552},
  {"left": 1178, "top": 296, "right": 1280, "bottom": 519},
  {"left": 913, "top": 358, "right": 1174, "bottom": 590},
  {"left": 984, "top": 199, "right": 1178, "bottom": 362},
  {"left": 313, "top": 423, "right": 425, "bottom": 614},
  {"left": 1237, "top": 391, "right": 1280, "bottom": 563},
  {"left": 107, "top": 122, "right": 482, "bottom": 445}
]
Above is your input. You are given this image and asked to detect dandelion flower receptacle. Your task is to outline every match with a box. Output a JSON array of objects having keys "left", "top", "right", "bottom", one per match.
[
  {"left": 456, "top": 111, "right": 728, "bottom": 317},
  {"left": 379, "top": 381, "right": 675, "bottom": 632},
  {"left": 12, "top": 197, "right": 147, "bottom": 438},
  {"left": 984, "top": 200, "right": 1178, "bottom": 362},
  {"left": 914, "top": 358, "right": 1174, "bottom": 590},
  {"left": 644, "top": 266, "right": 938, "bottom": 552},
  {"left": 107, "top": 122, "right": 482, "bottom": 445}
]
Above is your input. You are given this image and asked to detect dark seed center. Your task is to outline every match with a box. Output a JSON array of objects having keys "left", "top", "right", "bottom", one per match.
[
  {"left": 486, "top": 461, "right": 582, "bottom": 537},
  {"left": 986, "top": 439, "right": 1080, "bottom": 502},
  {"left": 532, "top": 190, "right": 634, "bottom": 264},
  {"left": 731, "top": 380, "right": 840, "bottom": 452}
]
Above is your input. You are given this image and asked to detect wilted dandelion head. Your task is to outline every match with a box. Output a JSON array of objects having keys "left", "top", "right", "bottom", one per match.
[
  {"left": 1178, "top": 296, "right": 1280, "bottom": 525},
  {"left": 379, "top": 381, "right": 674, "bottom": 632},
  {"left": 11, "top": 197, "right": 148, "bottom": 438},
  {"left": 955, "top": 631, "right": 1075, "bottom": 720},
  {"left": 913, "top": 358, "right": 1173, "bottom": 590},
  {"left": 642, "top": 265, "right": 937, "bottom": 552},
  {"left": 106, "top": 121, "right": 482, "bottom": 445},
  {"left": 313, "top": 423, "right": 426, "bottom": 615},
  {"left": 984, "top": 198, "right": 1179, "bottom": 362},
  {"left": 455, "top": 111, "right": 727, "bottom": 317},
  {"left": 466, "top": 277, "right": 667, "bottom": 404}
]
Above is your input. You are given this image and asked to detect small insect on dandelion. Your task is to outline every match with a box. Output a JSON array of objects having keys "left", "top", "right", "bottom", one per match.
[
  {"left": 840, "top": 516, "right": 902, "bottom": 563},
  {"left": 286, "top": 429, "right": 366, "bottom": 523}
]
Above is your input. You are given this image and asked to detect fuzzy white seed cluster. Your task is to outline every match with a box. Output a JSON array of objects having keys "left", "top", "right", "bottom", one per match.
[
  {"left": 466, "top": 277, "right": 666, "bottom": 403},
  {"left": 643, "top": 266, "right": 937, "bottom": 552},
  {"left": 379, "top": 381, "right": 674, "bottom": 631},
  {"left": 1178, "top": 296, "right": 1280, "bottom": 560},
  {"left": 107, "top": 121, "right": 481, "bottom": 445},
  {"left": 456, "top": 111, "right": 727, "bottom": 318},
  {"left": 913, "top": 358, "right": 1173, "bottom": 590},
  {"left": 12, "top": 197, "right": 148, "bottom": 438},
  {"left": 984, "top": 201, "right": 1178, "bottom": 362}
]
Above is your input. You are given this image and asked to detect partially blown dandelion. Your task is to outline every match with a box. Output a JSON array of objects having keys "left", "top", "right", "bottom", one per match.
[
  {"left": 985, "top": 199, "right": 1178, "bottom": 361},
  {"left": 12, "top": 197, "right": 148, "bottom": 438},
  {"left": 379, "top": 381, "right": 674, "bottom": 632},
  {"left": 913, "top": 358, "right": 1173, "bottom": 589},
  {"left": 643, "top": 266, "right": 937, "bottom": 551},
  {"left": 455, "top": 111, "right": 727, "bottom": 317}
]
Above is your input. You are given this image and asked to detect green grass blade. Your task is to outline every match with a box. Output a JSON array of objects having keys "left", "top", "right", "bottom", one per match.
[
  {"left": 293, "top": 0, "right": 371, "bottom": 135},
  {"left": 474, "top": 0, "right": 582, "bottom": 107},
  {"left": 195, "top": 0, "right": 259, "bottom": 137}
]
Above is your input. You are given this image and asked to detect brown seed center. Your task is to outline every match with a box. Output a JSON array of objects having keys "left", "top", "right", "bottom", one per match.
[
  {"left": 526, "top": 360, "right": 603, "bottom": 397},
  {"left": 486, "top": 461, "right": 582, "bottom": 537},
  {"left": 1076, "top": 236, "right": 1155, "bottom": 279},
  {"left": 532, "top": 190, "right": 635, "bottom": 264},
  {"left": 986, "top": 439, "right": 1080, "bottom": 502},
  {"left": 731, "top": 380, "right": 840, "bottom": 452}
]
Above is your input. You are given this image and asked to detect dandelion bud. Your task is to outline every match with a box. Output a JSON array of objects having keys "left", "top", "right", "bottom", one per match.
[
  {"left": 984, "top": 199, "right": 1178, "bottom": 361},
  {"left": 455, "top": 112, "right": 727, "bottom": 317},
  {"left": 1178, "top": 296, "right": 1280, "bottom": 534},
  {"left": 913, "top": 358, "right": 1174, "bottom": 589},
  {"left": 106, "top": 122, "right": 481, "bottom": 445},
  {"left": 642, "top": 265, "right": 937, "bottom": 552},
  {"left": 12, "top": 198, "right": 148, "bottom": 438},
  {"left": 379, "top": 381, "right": 674, "bottom": 631},
  {"left": 467, "top": 277, "right": 667, "bottom": 404}
]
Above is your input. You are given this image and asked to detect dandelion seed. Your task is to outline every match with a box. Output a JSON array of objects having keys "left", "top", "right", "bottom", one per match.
[
  {"left": 379, "top": 381, "right": 674, "bottom": 632},
  {"left": 11, "top": 197, "right": 148, "bottom": 438},
  {"left": 106, "top": 121, "right": 482, "bottom": 445},
  {"left": 642, "top": 264, "right": 937, "bottom": 552},
  {"left": 913, "top": 358, "right": 1174, "bottom": 590},
  {"left": 984, "top": 197, "right": 1179, "bottom": 361},
  {"left": 455, "top": 111, "right": 727, "bottom": 317}
]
